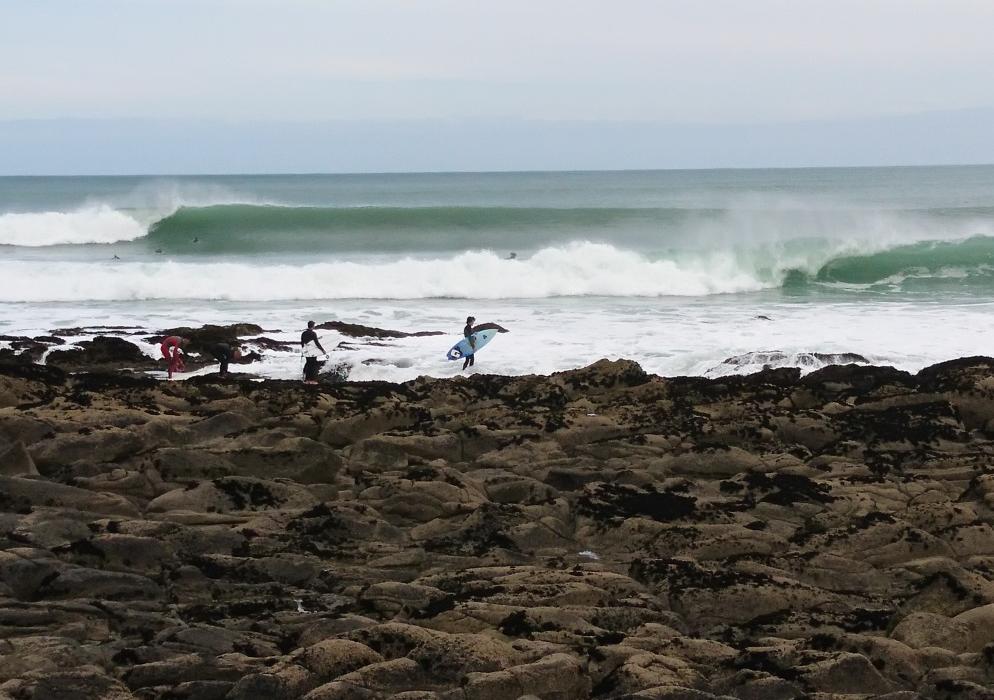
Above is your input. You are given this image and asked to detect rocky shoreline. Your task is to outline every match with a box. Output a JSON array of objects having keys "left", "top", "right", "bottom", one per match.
[
  {"left": 0, "top": 322, "right": 450, "bottom": 383},
  {"left": 3, "top": 354, "right": 994, "bottom": 699}
]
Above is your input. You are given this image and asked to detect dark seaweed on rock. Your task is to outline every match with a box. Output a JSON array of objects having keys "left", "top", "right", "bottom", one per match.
[{"left": 577, "top": 482, "right": 696, "bottom": 523}]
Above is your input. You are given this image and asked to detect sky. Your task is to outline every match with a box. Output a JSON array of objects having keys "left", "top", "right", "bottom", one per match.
[{"left": 2, "top": 0, "right": 994, "bottom": 173}]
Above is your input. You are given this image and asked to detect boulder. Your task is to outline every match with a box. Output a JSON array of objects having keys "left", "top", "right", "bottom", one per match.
[
  {"left": 30, "top": 428, "right": 145, "bottom": 469},
  {"left": 891, "top": 611, "right": 973, "bottom": 652},
  {"left": 148, "top": 323, "right": 266, "bottom": 349},
  {"left": 298, "top": 639, "right": 383, "bottom": 680},
  {"left": 459, "top": 653, "right": 591, "bottom": 700},
  {"left": 46, "top": 336, "right": 155, "bottom": 372}
]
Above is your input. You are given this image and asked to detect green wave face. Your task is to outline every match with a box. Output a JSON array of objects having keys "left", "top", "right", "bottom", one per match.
[
  {"left": 146, "top": 204, "right": 704, "bottom": 254},
  {"left": 813, "top": 236, "right": 994, "bottom": 287},
  {"left": 141, "top": 203, "right": 994, "bottom": 293}
]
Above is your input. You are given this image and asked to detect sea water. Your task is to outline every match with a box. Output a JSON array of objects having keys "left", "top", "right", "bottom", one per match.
[{"left": 2, "top": 167, "right": 994, "bottom": 381}]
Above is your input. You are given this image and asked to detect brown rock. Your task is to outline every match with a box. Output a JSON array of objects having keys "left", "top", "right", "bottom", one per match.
[{"left": 0, "top": 441, "right": 38, "bottom": 476}]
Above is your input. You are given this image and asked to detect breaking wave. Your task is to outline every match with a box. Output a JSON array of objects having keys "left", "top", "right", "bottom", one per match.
[
  {"left": 4, "top": 236, "right": 994, "bottom": 302},
  {"left": 0, "top": 205, "right": 147, "bottom": 246},
  {"left": 4, "top": 191, "right": 994, "bottom": 299}
]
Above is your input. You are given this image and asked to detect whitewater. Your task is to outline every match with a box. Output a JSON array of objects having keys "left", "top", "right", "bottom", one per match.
[{"left": 3, "top": 167, "right": 994, "bottom": 381}]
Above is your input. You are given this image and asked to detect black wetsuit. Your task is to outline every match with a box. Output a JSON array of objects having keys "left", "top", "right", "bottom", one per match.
[
  {"left": 210, "top": 343, "right": 235, "bottom": 376},
  {"left": 462, "top": 323, "right": 476, "bottom": 369},
  {"left": 301, "top": 329, "right": 326, "bottom": 381}
]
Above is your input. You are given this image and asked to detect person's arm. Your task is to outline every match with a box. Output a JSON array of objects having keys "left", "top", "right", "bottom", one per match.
[
  {"left": 471, "top": 322, "right": 510, "bottom": 333},
  {"left": 314, "top": 338, "right": 327, "bottom": 354}
]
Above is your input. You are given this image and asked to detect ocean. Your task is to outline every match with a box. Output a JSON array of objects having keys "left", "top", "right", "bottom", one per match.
[{"left": 2, "top": 166, "right": 994, "bottom": 382}]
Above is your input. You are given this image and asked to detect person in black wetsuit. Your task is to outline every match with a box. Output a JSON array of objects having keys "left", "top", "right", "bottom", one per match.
[
  {"left": 462, "top": 316, "right": 476, "bottom": 370},
  {"left": 301, "top": 321, "right": 328, "bottom": 384},
  {"left": 210, "top": 343, "right": 242, "bottom": 377}
]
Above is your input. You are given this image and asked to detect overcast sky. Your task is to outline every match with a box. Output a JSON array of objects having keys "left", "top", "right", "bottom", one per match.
[{"left": 2, "top": 0, "right": 994, "bottom": 172}]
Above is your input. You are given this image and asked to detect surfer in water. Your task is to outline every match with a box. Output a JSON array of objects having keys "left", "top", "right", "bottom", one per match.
[
  {"left": 301, "top": 321, "right": 328, "bottom": 384},
  {"left": 462, "top": 316, "right": 476, "bottom": 370},
  {"left": 160, "top": 336, "right": 190, "bottom": 379}
]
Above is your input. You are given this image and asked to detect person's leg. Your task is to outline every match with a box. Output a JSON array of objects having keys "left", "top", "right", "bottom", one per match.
[
  {"left": 210, "top": 349, "right": 228, "bottom": 377},
  {"left": 469, "top": 355, "right": 474, "bottom": 367},
  {"left": 463, "top": 356, "right": 470, "bottom": 370}
]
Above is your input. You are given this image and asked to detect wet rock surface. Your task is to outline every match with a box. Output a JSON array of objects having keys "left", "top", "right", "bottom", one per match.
[
  {"left": 46, "top": 336, "right": 159, "bottom": 373},
  {"left": 315, "top": 321, "right": 444, "bottom": 339},
  {"left": 2, "top": 356, "right": 994, "bottom": 698}
]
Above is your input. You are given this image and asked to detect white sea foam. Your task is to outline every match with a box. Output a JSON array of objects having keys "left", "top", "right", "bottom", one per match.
[
  {"left": 0, "top": 241, "right": 874, "bottom": 302},
  {"left": 0, "top": 205, "right": 148, "bottom": 247},
  {"left": 4, "top": 294, "right": 994, "bottom": 385}
]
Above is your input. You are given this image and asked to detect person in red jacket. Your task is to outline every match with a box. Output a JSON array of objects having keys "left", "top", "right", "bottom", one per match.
[{"left": 160, "top": 336, "right": 190, "bottom": 379}]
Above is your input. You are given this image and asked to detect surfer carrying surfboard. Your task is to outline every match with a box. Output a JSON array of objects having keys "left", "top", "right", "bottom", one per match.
[
  {"left": 462, "top": 316, "right": 476, "bottom": 370},
  {"left": 446, "top": 317, "right": 509, "bottom": 367},
  {"left": 301, "top": 320, "right": 328, "bottom": 384}
]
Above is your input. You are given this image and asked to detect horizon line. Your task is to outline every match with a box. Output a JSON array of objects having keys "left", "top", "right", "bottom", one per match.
[{"left": 3, "top": 162, "right": 994, "bottom": 179}]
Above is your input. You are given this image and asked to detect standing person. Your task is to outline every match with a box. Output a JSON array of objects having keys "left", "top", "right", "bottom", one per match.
[
  {"left": 160, "top": 336, "right": 190, "bottom": 379},
  {"left": 462, "top": 316, "right": 476, "bottom": 371},
  {"left": 300, "top": 321, "right": 328, "bottom": 385},
  {"left": 209, "top": 342, "right": 242, "bottom": 378}
]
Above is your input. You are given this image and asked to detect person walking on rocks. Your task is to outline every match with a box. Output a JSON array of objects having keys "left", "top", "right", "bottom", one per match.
[
  {"left": 160, "top": 336, "right": 190, "bottom": 379},
  {"left": 301, "top": 321, "right": 328, "bottom": 384},
  {"left": 210, "top": 342, "right": 242, "bottom": 378}
]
